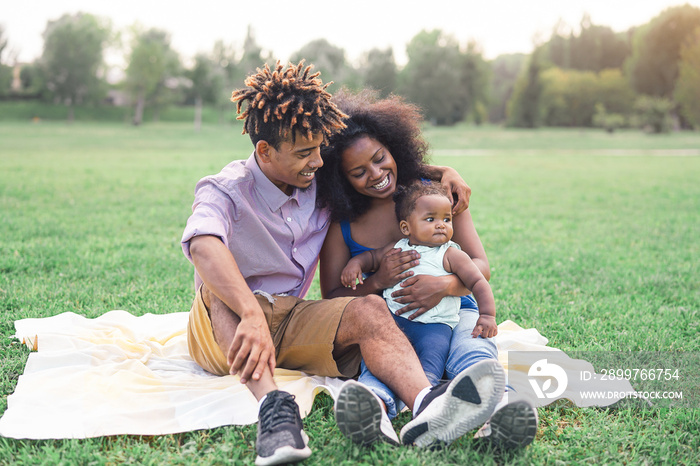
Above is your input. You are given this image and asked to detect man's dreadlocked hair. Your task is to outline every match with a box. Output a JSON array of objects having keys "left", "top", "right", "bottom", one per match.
[{"left": 231, "top": 61, "right": 347, "bottom": 148}]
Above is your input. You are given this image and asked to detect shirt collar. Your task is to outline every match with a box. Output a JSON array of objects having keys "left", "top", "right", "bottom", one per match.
[{"left": 245, "top": 152, "right": 302, "bottom": 212}]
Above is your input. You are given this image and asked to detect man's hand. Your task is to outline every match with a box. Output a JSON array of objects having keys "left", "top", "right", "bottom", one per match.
[
  {"left": 227, "top": 313, "right": 276, "bottom": 384},
  {"left": 472, "top": 315, "right": 498, "bottom": 339}
]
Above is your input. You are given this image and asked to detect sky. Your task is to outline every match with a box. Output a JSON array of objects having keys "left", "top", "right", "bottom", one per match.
[{"left": 3, "top": 0, "right": 700, "bottom": 67}]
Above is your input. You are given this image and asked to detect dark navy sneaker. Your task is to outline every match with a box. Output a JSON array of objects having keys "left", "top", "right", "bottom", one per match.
[
  {"left": 400, "top": 359, "right": 506, "bottom": 448},
  {"left": 255, "top": 390, "right": 311, "bottom": 466},
  {"left": 474, "top": 392, "right": 538, "bottom": 449},
  {"left": 334, "top": 380, "right": 400, "bottom": 446}
]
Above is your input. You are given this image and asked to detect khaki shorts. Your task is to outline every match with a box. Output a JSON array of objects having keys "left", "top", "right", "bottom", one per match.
[{"left": 187, "top": 287, "right": 361, "bottom": 378}]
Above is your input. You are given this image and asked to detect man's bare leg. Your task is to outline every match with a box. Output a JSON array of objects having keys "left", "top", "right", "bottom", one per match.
[
  {"left": 332, "top": 294, "right": 427, "bottom": 446},
  {"left": 202, "top": 285, "right": 277, "bottom": 400},
  {"left": 333, "top": 294, "right": 430, "bottom": 410},
  {"left": 202, "top": 285, "right": 311, "bottom": 465},
  {"left": 334, "top": 294, "right": 506, "bottom": 448}
]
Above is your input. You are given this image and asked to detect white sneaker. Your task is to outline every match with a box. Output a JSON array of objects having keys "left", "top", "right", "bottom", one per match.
[
  {"left": 334, "top": 380, "right": 400, "bottom": 446},
  {"left": 400, "top": 360, "right": 505, "bottom": 448},
  {"left": 474, "top": 392, "right": 538, "bottom": 449}
]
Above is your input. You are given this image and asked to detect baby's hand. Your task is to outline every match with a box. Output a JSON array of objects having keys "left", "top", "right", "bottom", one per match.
[
  {"left": 341, "top": 263, "right": 364, "bottom": 290},
  {"left": 472, "top": 315, "right": 498, "bottom": 339}
]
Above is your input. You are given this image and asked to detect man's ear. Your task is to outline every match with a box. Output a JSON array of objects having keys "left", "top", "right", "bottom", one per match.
[
  {"left": 255, "top": 140, "right": 273, "bottom": 163},
  {"left": 400, "top": 220, "right": 410, "bottom": 236}
]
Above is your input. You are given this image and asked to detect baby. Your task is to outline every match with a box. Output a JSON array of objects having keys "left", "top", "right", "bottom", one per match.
[{"left": 341, "top": 181, "right": 497, "bottom": 339}]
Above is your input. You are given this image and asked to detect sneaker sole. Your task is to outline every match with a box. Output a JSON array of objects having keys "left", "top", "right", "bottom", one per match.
[
  {"left": 255, "top": 431, "right": 311, "bottom": 466},
  {"left": 335, "top": 381, "right": 399, "bottom": 446},
  {"left": 487, "top": 400, "right": 538, "bottom": 449},
  {"left": 400, "top": 359, "right": 505, "bottom": 448}
]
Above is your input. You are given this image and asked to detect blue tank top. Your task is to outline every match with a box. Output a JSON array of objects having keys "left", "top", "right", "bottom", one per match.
[{"left": 340, "top": 221, "right": 374, "bottom": 258}]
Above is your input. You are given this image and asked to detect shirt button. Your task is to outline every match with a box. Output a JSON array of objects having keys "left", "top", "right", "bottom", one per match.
[
  {"left": 293, "top": 247, "right": 298, "bottom": 252},
  {"left": 286, "top": 217, "right": 292, "bottom": 222}
]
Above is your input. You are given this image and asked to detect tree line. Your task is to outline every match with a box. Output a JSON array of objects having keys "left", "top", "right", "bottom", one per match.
[
  {"left": 1, "top": 4, "right": 699, "bottom": 131},
  {"left": 507, "top": 5, "right": 700, "bottom": 132}
]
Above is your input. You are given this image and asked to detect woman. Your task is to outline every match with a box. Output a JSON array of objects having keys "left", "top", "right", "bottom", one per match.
[{"left": 317, "top": 90, "right": 537, "bottom": 449}]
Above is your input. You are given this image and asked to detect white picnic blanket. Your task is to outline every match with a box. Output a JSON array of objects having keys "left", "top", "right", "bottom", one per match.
[{"left": 0, "top": 311, "right": 634, "bottom": 439}]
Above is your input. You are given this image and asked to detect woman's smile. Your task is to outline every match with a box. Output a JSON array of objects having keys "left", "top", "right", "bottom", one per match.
[
  {"left": 370, "top": 173, "right": 391, "bottom": 192},
  {"left": 341, "top": 136, "right": 398, "bottom": 200}
]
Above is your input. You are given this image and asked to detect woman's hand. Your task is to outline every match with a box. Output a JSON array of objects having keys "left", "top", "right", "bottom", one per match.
[
  {"left": 390, "top": 274, "right": 451, "bottom": 320},
  {"left": 436, "top": 166, "right": 471, "bottom": 215},
  {"left": 371, "top": 248, "right": 420, "bottom": 290}
]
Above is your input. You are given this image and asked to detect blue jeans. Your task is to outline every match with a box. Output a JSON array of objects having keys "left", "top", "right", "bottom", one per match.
[{"left": 358, "top": 295, "right": 499, "bottom": 419}]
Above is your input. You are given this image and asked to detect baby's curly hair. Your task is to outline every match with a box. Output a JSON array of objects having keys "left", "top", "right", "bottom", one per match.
[
  {"left": 317, "top": 89, "right": 430, "bottom": 222},
  {"left": 393, "top": 181, "right": 450, "bottom": 222},
  {"left": 231, "top": 61, "right": 347, "bottom": 148}
]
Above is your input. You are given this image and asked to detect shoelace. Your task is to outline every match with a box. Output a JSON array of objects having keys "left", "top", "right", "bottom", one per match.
[{"left": 259, "top": 393, "right": 299, "bottom": 433}]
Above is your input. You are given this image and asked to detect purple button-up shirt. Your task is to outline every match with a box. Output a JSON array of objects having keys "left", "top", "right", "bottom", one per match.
[{"left": 181, "top": 153, "right": 330, "bottom": 298}]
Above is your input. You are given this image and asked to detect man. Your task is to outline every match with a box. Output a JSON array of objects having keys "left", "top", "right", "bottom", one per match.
[{"left": 181, "top": 61, "right": 505, "bottom": 465}]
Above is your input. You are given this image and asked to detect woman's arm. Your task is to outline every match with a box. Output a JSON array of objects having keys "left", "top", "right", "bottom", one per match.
[
  {"left": 451, "top": 208, "right": 490, "bottom": 281},
  {"left": 319, "top": 222, "right": 419, "bottom": 299},
  {"left": 320, "top": 222, "right": 358, "bottom": 298}
]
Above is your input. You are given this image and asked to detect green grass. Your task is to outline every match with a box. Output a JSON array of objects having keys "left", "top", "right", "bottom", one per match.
[
  {"left": 1, "top": 121, "right": 699, "bottom": 464},
  {"left": 0, "top": 101, "right": 230, "bottom": 124}
]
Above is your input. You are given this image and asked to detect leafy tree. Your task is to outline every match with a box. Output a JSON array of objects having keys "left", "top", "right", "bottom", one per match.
[
  {"left": 539, "top": 67, "right": 635, "bottom": 127},
  {"left": 0, "top": 25, "right": 12, "bottom": 97},
  {"left": 291, "top": 39, "right": 344, "bottom": 77},
  {"left": 674, "top": 27, "right": 700, "bottom": 128},
  {"left": 0, "top": 25, "right": 8, "bottom": 63},
  {"left": 593, "top": 103, "right": 626, "bottom": 133},
  {"left": 626, "top": 4, "right": 700, "bottom": 98},
  {"left": 232, "top": 26, "right": 271, "bottom": 86},
  {"left": 0, "top": 64, "right": 10, "bottom": 97},
  {"left": 488, "top": 53, "right": 527, "bottom": 123},
  {"left": 539, "top": 67, "right": 598, "bottom": 126},
  {"left": 457, "top": 41, "right": 491, "bottom": 124},
  {"left": 186, "top": 52, "right": 224, "bottom": 131},
  {"left": 19, "top": 63, "right": 47, "bottom": 97},
  {"left": 361, "top": 47, "right": 397, "bottom": 97},
  {"left": 506, "top": 49, "right": 544, "bottom": 128},
  {"left": 547, "top": 20, "right": 571, "bottom": 69},
  {"left": 632, "top": 96, "right": 673, "bottom": 133},
  {"left": 596, "top": 68, "right": 636, "bottom": 115},
  {"left": 210, "top": 40, "right": 239, "bottom": 122},
  {"left": 208, "top": 30, "right": 271, "bottom": 124},
  {"left": 124, "top": 27, "right": 181, "bottom": 125},
  {"left": 544, "top": 15, "right": 631, "bottom": 72},
  {"left": 399, "top": 29, "right": 465, "bottom": 125},
  {"left": 39, "top": 13, "right": 111, "bottom": 120},
  {"left": 290, "top": 38, "right": 359, "bottom": 89},
  {"left": 570, "top": 15, "right": 630, "bottom": 71},
  {"left": 598, "top": 29, "right": 633, "bottom": 71}
]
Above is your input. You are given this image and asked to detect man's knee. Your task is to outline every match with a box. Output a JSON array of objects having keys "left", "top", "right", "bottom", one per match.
[
  {"left": 345, "top": 294, "right": 392, "bottom": 323},
  {"left": 340, "top": 295, "right": 403, "bottom": 341}
]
